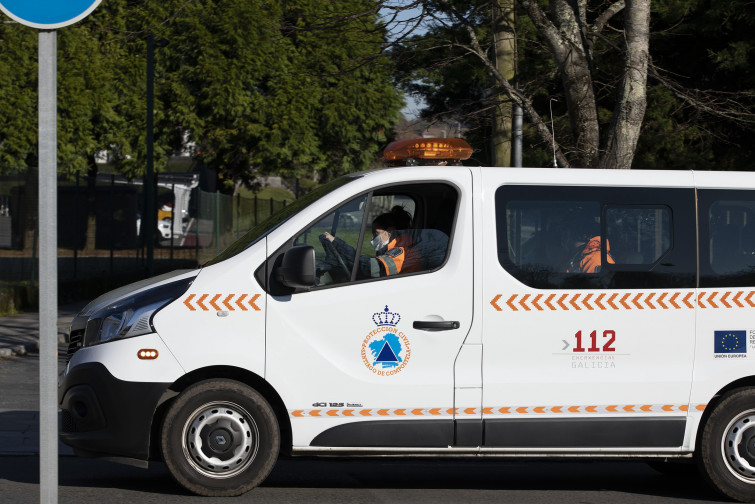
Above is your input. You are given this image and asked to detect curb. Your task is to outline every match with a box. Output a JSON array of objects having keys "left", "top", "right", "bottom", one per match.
[{"left": 0, "top": 334, "right": 68, "bottom": 359}]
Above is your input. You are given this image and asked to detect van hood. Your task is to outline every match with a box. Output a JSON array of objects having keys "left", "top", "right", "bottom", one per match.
[{"left": 77, "top": 269, "right": 200, "bottom": 318}]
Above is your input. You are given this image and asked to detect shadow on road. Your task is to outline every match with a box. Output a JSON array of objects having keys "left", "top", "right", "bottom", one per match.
[{"left": 0, "top": 455, "right": 725, "bottom": 502}]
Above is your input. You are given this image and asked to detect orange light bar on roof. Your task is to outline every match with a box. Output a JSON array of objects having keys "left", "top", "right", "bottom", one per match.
[{"left": 382, "top": 138, "right": 473, "bottom": 162}]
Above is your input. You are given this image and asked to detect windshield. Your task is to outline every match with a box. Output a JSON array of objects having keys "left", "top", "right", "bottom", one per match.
[{"left": 206, "top": 175, "right": 360, "bottom": 266}]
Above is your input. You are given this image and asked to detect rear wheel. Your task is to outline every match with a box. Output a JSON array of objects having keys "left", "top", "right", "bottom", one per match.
[
  {"left": 161, "top": 379, "right": 280, "bottom": 496},
  {"left": 700, "top": 388, "right": 755, "bottom": 503}
]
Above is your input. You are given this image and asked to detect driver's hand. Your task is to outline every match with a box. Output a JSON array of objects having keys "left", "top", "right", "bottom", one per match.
[{"left": 322, "top": 232, "right": 335, "bottom": 242}]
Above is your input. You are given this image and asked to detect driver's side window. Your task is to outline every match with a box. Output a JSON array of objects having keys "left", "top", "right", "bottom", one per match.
[{"left": 294, "top": 195, "right": 368, "bottom": 286}]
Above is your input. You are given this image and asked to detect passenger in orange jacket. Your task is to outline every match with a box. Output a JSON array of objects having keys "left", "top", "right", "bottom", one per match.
[
  {"left": 323, "top": 206, "right": 421, "bottom": 277},
  {"left": 566, "top": 235, "right": 614, "bottom": 274}
]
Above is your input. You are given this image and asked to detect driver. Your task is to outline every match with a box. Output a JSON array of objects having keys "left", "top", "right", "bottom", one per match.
[{"left": 322, "top": 206, "right": 420, "bottom": 277}]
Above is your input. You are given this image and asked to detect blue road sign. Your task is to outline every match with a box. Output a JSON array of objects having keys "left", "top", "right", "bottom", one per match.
[{"left": 0, "top": 0, "right": 102, "bottom": 29}]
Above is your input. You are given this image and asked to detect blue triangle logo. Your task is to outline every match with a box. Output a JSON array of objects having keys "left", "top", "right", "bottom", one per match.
[{"left": 374, "top": 341, "right": 399, "bottom": 363}]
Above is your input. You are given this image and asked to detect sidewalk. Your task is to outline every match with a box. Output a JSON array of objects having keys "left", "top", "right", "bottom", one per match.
[
  {"left": 0, "top": 305, "right": 85, "bottom": 456},
  {"left": 0, "top": 304, "right": 85, "bottom": 358}
]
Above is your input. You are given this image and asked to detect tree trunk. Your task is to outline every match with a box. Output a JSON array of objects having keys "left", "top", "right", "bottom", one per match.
[
  {"left": 600, "top": 0, "right": 651, "bottom": 170},
  {"left": 492, "top": 0, "right": 516, "bottom": 166},
  {"left": 520, "top": 0, "right": 600, "bottom": 167}
]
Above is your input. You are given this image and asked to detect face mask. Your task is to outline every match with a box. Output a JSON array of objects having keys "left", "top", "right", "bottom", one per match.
[{"left": 371, "top": 234, "right": 388, "bottom": 252}]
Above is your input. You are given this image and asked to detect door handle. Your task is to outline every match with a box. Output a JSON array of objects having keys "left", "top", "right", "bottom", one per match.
[{"left": 413, "top": 320, "right": 460, "bottom": 330}]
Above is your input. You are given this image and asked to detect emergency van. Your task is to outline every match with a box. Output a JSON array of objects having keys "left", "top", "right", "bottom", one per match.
[{"left": 59, "top": 138, "right": 755, "bottom": 502}]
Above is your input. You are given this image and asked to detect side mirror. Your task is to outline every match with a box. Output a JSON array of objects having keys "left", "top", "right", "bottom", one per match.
[{"left": 275, "top": 245, "right": 316, "bottom": 289}]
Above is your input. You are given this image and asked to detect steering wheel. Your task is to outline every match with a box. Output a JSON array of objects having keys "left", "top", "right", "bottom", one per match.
[{"left": 319, "top": 234, "right": 351, "bottom": 277}]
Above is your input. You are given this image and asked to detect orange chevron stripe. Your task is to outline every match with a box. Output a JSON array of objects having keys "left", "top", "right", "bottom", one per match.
[
  {"left": 557, "top": 294, "right": 569, "bottom": 310},
  {"left": 583, "top": 293, "right": 594, "bottom": 310},
  {"left": 595, "top": 293, "right": 606, "bottom": 310},
  {"left": 747, "top": 291, "right": 755, "bottom": 307},
  {"left": 656, "top": 292, "right": 668, "bottom": 309},
  {"left": 196, "top": 293, "right": 209, "bottom": 311},
  {"left": 545, "top": 294, "right": 557, "bottom": 310},
  {"left": 720, "top": 291, "right": 732, "bottom": 309},
  {"left": 183, "top": 294, "right": 196, "bottom": 311},
  {"left": 683, "top": 292, "right": 695, "bottom": 309},
  {"left": 519, "top": 294, "right": 531, "bottom": 311},
  {"left": 620, "top": 293, "right": 632, "bottom": 310},
  {"left": 632, "top": 293, "right": 644, "bottom": 310},
  {"left": 490, "top": 294, "right": 503, "bottom": 311},
  {"left": 698, "top": 292, "right": 707, "bottom": 309},
  {"left": 607, "top": 293, "right": 619, "bottom": 310},
  {"left": 733, "top": 291, "right": 745, "bottom": 308},
  {"left": 222, "top": 294, "right": 235, "bottom": 311},
  {"left": 506, "top": 294, "right": 518, "bottom": 311},
  {"left": 645, "top": 292, "right": 656, "bottom": 309},
  {"left": 669, "top": 292, "right": 681, "bottom": 309},
  {"left": 531, "top": 294, "right": 544, "bottom": 311},
  {"left": 236, "top": 293, "right": 248, "bottom": 311},
  {"left": 293, "top": 403, "right": 708, "bottom": 419},
  {"left": 209, "top": 294, "right": 222, "bottom": 311},
  {"left": 709, "top": 291, "right": 719, "bottom": 308},
  {"left": 249, "top": 294, "right": 261, "bottom": 311},
  {"left": 570, "top": 294, "right": 582, "bottom": 311}
]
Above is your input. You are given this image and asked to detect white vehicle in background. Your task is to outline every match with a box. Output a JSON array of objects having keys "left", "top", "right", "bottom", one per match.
[{"left": 59, "top": 138, "right": 755, "bottom": 502}]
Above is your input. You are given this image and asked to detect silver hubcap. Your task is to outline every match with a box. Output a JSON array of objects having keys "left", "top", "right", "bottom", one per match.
[
  {"left": 182, "top": 401, "right": 259, "bottom": 479},
  {"left": 722, "top": 409, "right": 755, "bottom": 483}
]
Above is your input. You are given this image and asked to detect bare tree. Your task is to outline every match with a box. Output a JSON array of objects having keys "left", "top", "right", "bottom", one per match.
[{"left": 384, "top": 0, "right": 650, "bottom": 169}]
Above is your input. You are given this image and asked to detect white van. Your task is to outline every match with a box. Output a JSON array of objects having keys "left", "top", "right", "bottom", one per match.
[{"left": 59, "top": 139, "right": 755, "bottom": 502}]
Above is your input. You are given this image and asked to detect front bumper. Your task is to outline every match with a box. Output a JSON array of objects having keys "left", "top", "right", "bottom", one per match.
[{"left": 59, "top": 361, "right": 171, "bottom": 461}]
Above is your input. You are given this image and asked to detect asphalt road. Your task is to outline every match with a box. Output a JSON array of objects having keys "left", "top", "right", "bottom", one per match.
[{"left": 0, "top": 349, "right": 729, "bottom": 504}]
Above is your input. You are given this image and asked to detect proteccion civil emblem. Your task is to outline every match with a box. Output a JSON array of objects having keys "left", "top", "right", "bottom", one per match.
[{"left": 361, "top": 305, "right": 411, "bottom": 376}]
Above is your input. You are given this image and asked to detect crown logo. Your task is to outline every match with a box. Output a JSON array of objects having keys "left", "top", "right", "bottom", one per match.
[{"left": 373, "top": 305, "right": 400, "bottom": 327}]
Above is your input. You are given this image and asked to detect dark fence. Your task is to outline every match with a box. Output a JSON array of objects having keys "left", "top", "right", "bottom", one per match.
[{"left": 0, "top": 172, "right": 287, "bottom": 291}]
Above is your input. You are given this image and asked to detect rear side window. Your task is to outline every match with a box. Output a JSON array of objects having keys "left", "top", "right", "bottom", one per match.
[
  {"left": 699, "top": 190, "right": 755, "bottom": 287},
  {"left": 495, "top": 186, "right": 696, "bottom": 289},
  {"left": 605, "top": 206, "right": 672, "bottom": 267}
]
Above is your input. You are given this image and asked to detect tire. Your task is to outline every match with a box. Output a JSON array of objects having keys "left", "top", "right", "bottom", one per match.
[
  {"left": 700, "top": 388, "right": 755, "bottom": 503},
  {"left": 160, "top": 379, "right": 280, "bottom": 496}
]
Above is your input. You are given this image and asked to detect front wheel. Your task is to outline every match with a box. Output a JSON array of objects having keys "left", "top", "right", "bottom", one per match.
[
  {"left": 700, "top": 388, "right": 755, "bottom": 503},
  {"left": 161, "top": 379, "right": 280, "bottom": 496}
]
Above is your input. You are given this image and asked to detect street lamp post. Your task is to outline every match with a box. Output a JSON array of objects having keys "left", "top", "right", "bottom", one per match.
[
  {"left": 145, "top": 35, "right": 167, "bottom": 277},
  {"left": 145, "top": 34, "right": 155, "bottom": 277}
]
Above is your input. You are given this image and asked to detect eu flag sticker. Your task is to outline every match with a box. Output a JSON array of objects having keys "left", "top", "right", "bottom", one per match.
[{"left": 715, "top": 331, "right": 747, "bottom": 354}]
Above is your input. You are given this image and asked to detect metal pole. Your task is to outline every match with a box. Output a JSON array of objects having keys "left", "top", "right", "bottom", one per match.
[
  {"left": 512, "top": 102, "right": 523, "bottom": 167},
  {"left": 215, "top": 190, "right": 220, "bottom": 255},
  {"left": 38, "top": 29, "right": 58, "bottom": 504},
  {"left": 145, "top": 34, "right": 155, "bottom": 277}
]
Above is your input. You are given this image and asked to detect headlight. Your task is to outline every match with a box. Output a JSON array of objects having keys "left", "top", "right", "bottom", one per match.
[{"left": 83, "top": 278, "right": 192, "bottom": 347}]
